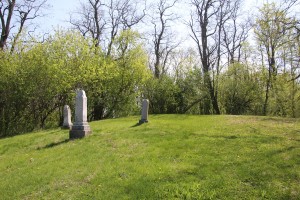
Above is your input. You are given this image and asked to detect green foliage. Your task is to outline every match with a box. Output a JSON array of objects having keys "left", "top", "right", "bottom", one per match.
[
  {"left": 143, "top": 65, "right": 206, "bottom": 115},
  {"left": 0, "top": 30, "right": 100, "bottom": 136},
  {"left": 254, "top": 2, "right": 290, "bottom": 50},
  {"left": 0, "top": 29, "right": 150, "bottom": 137},
  {"left": 143, "top": 76, "right": 179, "bottom": 114},
  {"left": 0, "top": 115, "right": 299, "bottom": 199},
  {"left": 175, "top": 68, "right": 205, "bottom": 114},
  {"left": 219, "top": 63, "right": 262, "bottom": 115},
  {"left": 88, "top": 30, "right": 151, "bottom": 119},
  {"left": 253, "top": 2, "right": 298, "bottom": 115},
  {"left": 269, "top": 73, "right": 300, "bottom": 117},
  {"left": 143, "top": 48, "right": 207, "bottom": 115}
]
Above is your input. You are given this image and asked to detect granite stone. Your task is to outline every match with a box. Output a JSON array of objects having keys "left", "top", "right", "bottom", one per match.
[
  {"left": 69, "top": 90, "right": 92, "bottom": 139},
  {"left": 139, "top": 99, "right": 149, "bottom": 123},
  {"left": 62, "top": 105, "right": 73, "bottom": 129}
]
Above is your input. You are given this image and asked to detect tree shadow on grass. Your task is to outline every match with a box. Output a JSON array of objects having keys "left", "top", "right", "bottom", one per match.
[
  {"left": 268, "top": 146, "right": 297, "bottom": 157},
  {"left": 131, "top": 123, "right": 143, "bottom": 128},
  {"left": 0, "top": 129, "right": 61, "bottom": 140},
  {"left": 130, "top": 121, "right": 149, "bottom": 128},
  {"left": 37, "top": 139, "right": 69, "bottom": 150},
  {"left": 192, "top": 133, "right": 239, "bottom": 140}
]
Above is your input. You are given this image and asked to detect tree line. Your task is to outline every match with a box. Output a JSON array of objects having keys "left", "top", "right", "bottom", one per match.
[{"left": 0, "top": 0, "right": 300, "bottom": 137}]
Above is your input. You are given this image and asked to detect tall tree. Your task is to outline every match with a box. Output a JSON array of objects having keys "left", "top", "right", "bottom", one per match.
[
  {"left": 0, "top": 0, "right": 47, "bottom": 51},
  {"left": 0, "top": 0, "right": 16, "bottom": 50},
  {"left": 70, "top": 0, "right": 105, "bottom": 48},
  {"left": 70, "top": 0, "right": 146, "bottom": 120},
  {"left": 189, "top": 0, "right": 225, "bottom": 114},
  {"left": 70, "top": 0, "right": 145, "bottom": 55},
  {"left": 189, "top": 0, "right": 217, "bottom": 114},
  {"left": 189, "top": 0, "right": 247, "bottom": 114},
  {"left": 150, "top": 0, "right": 180, "bottom": 78},
  {"left": 222, "top": 0, "right": 250, "bottom": 64},
  {"left": 254, "top": 2, "right": 296, "bottom": 115}
]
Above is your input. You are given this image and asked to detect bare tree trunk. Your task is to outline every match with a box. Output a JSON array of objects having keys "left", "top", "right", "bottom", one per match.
[
  {"left": 263, "top": 73, "right": 271, "bottom": 115},
  {"left": 189, "top": 0, "right": 222, "bottom": 114},
  {"left": 0, "top": 0, "right": 16, "bottom": 50},
  {"left": 1, "top": 0, "right": 47, "bottom": 52},
  {"left": 151, "top": 0, "right": 179, "bottom": 79}
]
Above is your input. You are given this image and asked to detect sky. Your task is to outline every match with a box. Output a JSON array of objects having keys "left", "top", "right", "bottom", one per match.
[
  {"left": 36, "top": 0, "right": 298, "bottom": 36},
  {"left": 39, "top": 0, "right": 79, "bottom": 32},
  {"left": 39, "top": 0, "right": 264, "bottom": 33}
]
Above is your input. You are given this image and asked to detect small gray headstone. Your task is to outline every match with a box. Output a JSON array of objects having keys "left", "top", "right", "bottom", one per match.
[
  {"left": 69, "top": 90, "right": 92, "bottom": 139},
  {"left": 62, "top": 105, "right": 73, "bottom": 129},
  {"left": 139, "top": 99, "right": 149, "bottom": 123}
]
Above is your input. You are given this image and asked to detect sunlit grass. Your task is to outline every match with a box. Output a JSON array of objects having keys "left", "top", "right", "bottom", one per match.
[{"left": 0, "top": 115, "right": 299, "bottom": 199}]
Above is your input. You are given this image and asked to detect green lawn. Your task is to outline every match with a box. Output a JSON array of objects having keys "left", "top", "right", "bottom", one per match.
[{"left": 0, "top": 115, "right": 299, "bottom": 199}]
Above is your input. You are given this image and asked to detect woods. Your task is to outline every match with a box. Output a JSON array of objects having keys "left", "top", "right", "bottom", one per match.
[{"left": 1, "top": 0, "right": 300, "bottom": 137}]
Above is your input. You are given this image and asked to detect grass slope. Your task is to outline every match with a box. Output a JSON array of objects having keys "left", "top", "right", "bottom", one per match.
[{"left": 0, "top": 115, "right": 300, "bottom": 199}]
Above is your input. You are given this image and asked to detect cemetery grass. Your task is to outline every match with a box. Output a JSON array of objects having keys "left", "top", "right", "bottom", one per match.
[{"left": 0, "top": 115, "right": 300, "bottom": 199}]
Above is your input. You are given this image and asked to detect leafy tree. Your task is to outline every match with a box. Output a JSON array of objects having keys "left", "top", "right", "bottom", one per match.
[
  {"left": 143, "top": 75, "right": 179, "bottom": 114},
  {"left": 89, "top": 30, "right": 151, "bottom": 119},
  {"left": 175, "top": 68, "right": 205, "bottom": 114},
  {"left": 268, "top": 73, "right": 300, "bottom": 117},
  {"left": 188, "top": 0, "right": 246, "bottom": 114},
  {"left": 219, "top": 63, "right": 262, "bottom": 115},
  {"left": 254, "top": 2, "right": 296, "bottom": 115},
  {"left": 0, "top": 29, "right": 150, "bottom": 137},
  {"left": 0, "top": 30, "right": 104, "bottom": 136}
]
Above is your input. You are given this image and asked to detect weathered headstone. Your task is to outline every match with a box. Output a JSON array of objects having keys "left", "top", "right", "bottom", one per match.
[
  {"left": 139, "top": 99, "right": 149, "bottom": 123},
  {"left": 69, "top": 90, "right": 91, "bottom": 139},
  {"left": 62, "top": 105, "right": 73, "bottom": 129}
]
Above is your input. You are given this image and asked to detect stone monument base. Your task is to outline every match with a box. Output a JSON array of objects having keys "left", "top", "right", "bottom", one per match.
[{"left": 69, "top": 123, "right": 91, "bottom": 139}]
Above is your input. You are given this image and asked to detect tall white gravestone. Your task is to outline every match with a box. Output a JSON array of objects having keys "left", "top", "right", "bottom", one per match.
[
  {"left": 69, "top": 90, "right": 91, "bottom": 139},
  {"left": 62, "top": 105, "right": 73, "bottom": 129},
  {"left": 139, "top": 99, "right": 149, "bottom": 123}
]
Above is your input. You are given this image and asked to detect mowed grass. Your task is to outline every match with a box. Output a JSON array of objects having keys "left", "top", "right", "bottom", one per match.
[{"left": 0, "top": 115, "right": 299, "bottom": 199}]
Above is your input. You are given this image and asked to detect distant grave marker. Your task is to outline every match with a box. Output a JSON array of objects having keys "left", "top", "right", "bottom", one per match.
[
  {"left": 69, "top": 90, "right": 92, "bottom": 139},
  {"left": 62, "top": 105, "right": 73, "bottom": 129},
  {"left": 139, "top": 99, "right": 149, "bottom": 124}
]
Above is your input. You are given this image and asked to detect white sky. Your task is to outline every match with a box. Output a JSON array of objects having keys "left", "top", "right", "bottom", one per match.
[
  {"left": 37, "top": 0, "right": 79, "bottom": 32},
  {"left": 38, "top": 0, "right": 264, "bottom": 33},
  {"left": 36, "top": 0, "right": 298, "bottom": 33}
]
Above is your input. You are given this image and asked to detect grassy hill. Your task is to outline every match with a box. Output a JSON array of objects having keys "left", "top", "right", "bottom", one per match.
[{"left": 0, "top": 115, "right": 299, "bottom": 199}]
